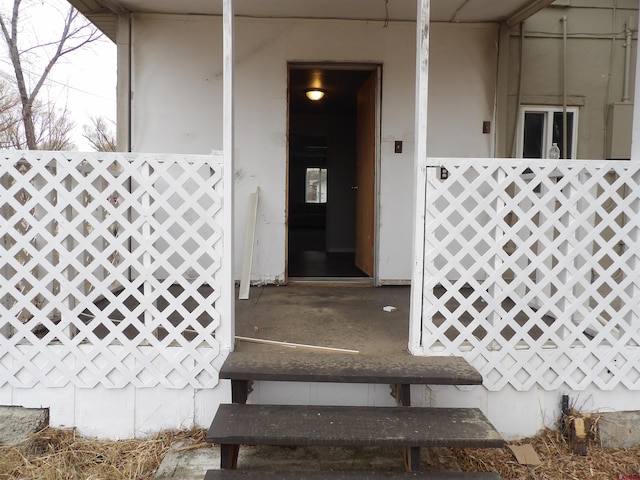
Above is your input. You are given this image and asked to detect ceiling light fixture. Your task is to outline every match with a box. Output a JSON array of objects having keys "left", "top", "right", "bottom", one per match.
[{"left": 305, "top": 89, "right": 325, "bottom": 101}]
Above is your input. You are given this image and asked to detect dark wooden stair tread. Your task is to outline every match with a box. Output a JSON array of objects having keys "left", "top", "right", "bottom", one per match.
[
  {"left": 206, "top": 404, "right": 504, "bottom": 449},
  {"left": 220, "top": 351, "right": 482, "bottom": 385},
  {"left": 204, "top": 471, "right": 503, "bottom": 479}
]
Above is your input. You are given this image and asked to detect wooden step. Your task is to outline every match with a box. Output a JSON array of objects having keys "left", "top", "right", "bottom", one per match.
[
  {"left": 206, "top": 404, "right": 504, "bottom": 470},
  {"left": 207, "top": 404, "right": 504, "bottom": 448},
  {"left": 220, "top": 351, "right": 482, "bottom": 403},
  {"left": 221, "top": 352, "right": 482, "bottom": 385},
  {"left": 204, "top": 470, "right": 503, "bottom": 479}
]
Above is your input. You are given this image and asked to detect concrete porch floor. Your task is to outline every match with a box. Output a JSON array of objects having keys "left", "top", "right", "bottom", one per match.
[{"left": 234, "top": 285, "right": 412, "bottom": 355}]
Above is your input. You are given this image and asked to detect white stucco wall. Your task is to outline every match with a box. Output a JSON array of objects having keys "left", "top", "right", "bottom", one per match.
[
  {"left": 5, "top": 374, "right": 638, "bottom": 440},
  {"left": 130, "top": 15, "right": 498, "bottom": 282}
]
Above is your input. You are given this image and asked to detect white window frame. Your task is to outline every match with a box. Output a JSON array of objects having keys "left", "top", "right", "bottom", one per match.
[
  {"left": 304, "top": 167, "right": 327, "bottom": 204},
  {"left": 517, "top": 106, "right": 579, "bottom": 159}
]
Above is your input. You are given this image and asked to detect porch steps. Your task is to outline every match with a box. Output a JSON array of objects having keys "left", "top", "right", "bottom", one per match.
[
  {"left": 219, "top": 351, "right": 484, "bottom": 384},
  {"left": 205, "top": 351, "right": 503, "bottom": 478},
  {"left": 219, "top": 351, "right": 483, "bottom": 404}
]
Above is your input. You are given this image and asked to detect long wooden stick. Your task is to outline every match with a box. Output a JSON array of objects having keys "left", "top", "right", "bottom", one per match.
[{"left": 235, "top": 336, "right": 359, "bottom": 354}]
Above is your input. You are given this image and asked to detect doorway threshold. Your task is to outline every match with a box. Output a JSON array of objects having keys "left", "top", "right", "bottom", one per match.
[{"left": 287, "top": 277, "right": 374, "bottom": 287}]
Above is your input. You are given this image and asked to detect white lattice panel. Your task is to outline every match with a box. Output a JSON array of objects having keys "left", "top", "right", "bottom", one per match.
[
  {"left": 422, "top": 159, "right": 640, "bottom": 391},
  {"left": 1, "top": 151, "right": 225, "bottom": 389}
]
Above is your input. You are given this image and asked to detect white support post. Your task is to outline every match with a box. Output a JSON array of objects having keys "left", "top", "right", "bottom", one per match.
[
  {"left": 631, "top": 0, "right": 640, "bottom": 162},
  {"left": 116, "top": 13, "right": 131, "bottom": 152},
  {"left": 409, "top": 0, "right": 430, "bottom": 355},
  {"left": 495, "top": 24, "right": 511, "bottom": 158},
  {"left": 220, "top": 0, "right": 235, "bottom": 353}
]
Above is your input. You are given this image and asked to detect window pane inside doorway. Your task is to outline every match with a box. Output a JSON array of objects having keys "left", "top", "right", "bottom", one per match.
[{"left": 305, "top": 167, "right": 327, "bottom": 203}]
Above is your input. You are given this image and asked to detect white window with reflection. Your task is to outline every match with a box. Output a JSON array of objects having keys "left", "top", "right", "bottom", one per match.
[
  {"left": 518, "top": 106, "right": 579, "bottom": 159},
  {"left": 305, "top": 167, "right": 327, "bottom": 204}
]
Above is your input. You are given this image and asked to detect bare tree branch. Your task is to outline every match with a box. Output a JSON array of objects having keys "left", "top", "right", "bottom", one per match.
[
  {"left": 0, "top": 81, "right": 77, "bottom": 151},
  {"left": 0, "top": 79, "right": 21, "bottom": 147},
  {"left": 0, "top": 0, "right": 36, "bottom": 148},
  {"left": 83, "top": 116, "right": 116, "bottom": 152},
  {"left": 38, "top": 104, "right": 76, "bottom": 150},
  {"left": 0, "top": 0, "right": 102, "bottom": 149}
]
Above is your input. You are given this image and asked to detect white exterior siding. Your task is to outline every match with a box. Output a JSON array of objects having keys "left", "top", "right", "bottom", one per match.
[
  {"left": 130, "top": 15, "right": 499, "bottom": 282},
  {"left": 3, "top": 2, "right": 640, "bottom": 441},
  {"left": 1, "top": 382, "right": 231, "bottom": 439}
]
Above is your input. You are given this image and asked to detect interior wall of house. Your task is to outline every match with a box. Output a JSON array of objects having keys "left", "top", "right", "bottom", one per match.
[
  {"left": 289, "top": 114, "right": 357, "bottom": 253},
  {"left": 130, "top": 15, "right": 498, "bottom": 283}
]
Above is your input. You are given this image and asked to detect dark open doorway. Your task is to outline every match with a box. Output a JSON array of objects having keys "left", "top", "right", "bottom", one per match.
[{"left": 287, "top": 65, "right": 378, "bottom": 280}]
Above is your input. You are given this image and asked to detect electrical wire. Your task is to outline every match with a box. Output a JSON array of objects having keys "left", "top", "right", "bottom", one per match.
[{"left": 0, "top": 57, "right": 114, "bottom": 101}]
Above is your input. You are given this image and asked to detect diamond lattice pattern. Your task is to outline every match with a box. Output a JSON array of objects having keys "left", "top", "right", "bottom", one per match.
[
  {"left": 1, "top": 152, "right": 224, "bottom": 389},
  {"left": 423, "top": 159, "right": 640, "bottom": 391}
]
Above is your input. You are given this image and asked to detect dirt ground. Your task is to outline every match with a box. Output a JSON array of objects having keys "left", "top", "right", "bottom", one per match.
[{"left": 1, "top": 427, "right": 639, "bottom": 479}]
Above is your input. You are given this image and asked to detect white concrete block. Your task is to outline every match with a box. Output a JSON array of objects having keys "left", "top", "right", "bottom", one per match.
[
  {"left": 75, "top": 385, "right": 135, "bottom": 439},
  {"left": 251, "top": 380, "right": 311, "bottom": 405},
  {"left": 486, "top": 386, "right": 545, "bottom": 440},
  {"left": 368, "top": 383, "right": 398, "bottom": 407},
  {"left": 0, "top": 384, "right": 12, "bottom": 405},
  {"left": 427, "top": 385, "right": 488, "bottom": 412},
  {"left": 194, "top": 383, "right": 231, "bottom": 429},
  {"left": 12, "top": 385, "right": 75, "bottom": 429},
  {"left": 135, "top": 386, "right": 195, "bottom": 436}
]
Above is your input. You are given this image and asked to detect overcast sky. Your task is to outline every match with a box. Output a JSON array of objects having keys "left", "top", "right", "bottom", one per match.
[{"left": 0, "top": 0, "right": 117, "bottom": 151}]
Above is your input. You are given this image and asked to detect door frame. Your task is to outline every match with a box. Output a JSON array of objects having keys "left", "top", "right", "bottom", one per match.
[{"left": 285, "top": 62, "right": 382, "bottom": 284}]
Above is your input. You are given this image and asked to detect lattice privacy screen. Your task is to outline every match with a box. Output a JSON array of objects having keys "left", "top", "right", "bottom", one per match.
[
  {"left": 422, "top": 159, "right": 640, "bottom": 391},
  {"left": 1, "top": 152, "right": 224, "bottom": 389}
]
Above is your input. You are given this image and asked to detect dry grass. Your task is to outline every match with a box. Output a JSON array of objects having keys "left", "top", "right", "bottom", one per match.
[
  {"left": 454, "top": 428, "right": 640, "bottom": 480},
  {"left": 1, "top": 427, "right": 639, "bottom": 479},
  {"left": 0, "top": 427, "right": 206, "bottom": 480}
]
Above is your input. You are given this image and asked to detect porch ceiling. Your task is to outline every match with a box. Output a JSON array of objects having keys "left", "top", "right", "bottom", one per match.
[{"left": 69, "top": 0, "right": 556, "bottom": 41}]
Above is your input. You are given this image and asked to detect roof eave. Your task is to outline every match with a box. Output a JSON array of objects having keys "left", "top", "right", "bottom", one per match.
[
  {"left": 506, "top": 0, "right": 557, "bottom": 27},
  {"left": 67, "top": 0, "right": 559, "bottom": 44},
  {"left": 67, "top": 0, "right": 126, "bottom": 42}
]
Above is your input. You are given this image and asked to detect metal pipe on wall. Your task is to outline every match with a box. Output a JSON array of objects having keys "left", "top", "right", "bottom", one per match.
[{"left": 623, "top": 19, "right": 632, "bottom": 103}]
